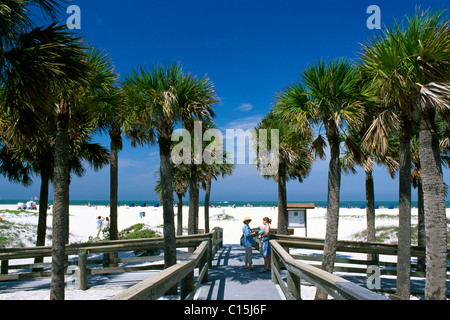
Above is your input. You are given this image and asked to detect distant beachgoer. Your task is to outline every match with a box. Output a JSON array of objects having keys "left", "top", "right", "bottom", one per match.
[
  {"left": 242, "top": 217, "right": 256, "bottom": 270},
  {"left": 258, "top": 217, "right": 272, "bottom": 272},
  {"left": 102, "top": 217, "right": 110, "bottom": 236},
  {"left": 96, "top": 216, "right": 104, "bottom": 238}
]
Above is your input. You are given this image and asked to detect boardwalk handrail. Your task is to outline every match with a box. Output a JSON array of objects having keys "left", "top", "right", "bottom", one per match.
[
  {"left": 270, "top": 240, "right": 388, "bottom": 300},
  {"left": 0, "top": 227, "right": 224, "bottom": 291},
  {"left": 273, "top": 234, "right": 450, "bottom": 259},
  {"left": 109, "top": 239, "right": 210, "bottom": 300}
]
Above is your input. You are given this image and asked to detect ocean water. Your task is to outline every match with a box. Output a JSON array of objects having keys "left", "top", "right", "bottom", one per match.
[{"left": 1, "top": 199, "right": 449, "bottom": 208}]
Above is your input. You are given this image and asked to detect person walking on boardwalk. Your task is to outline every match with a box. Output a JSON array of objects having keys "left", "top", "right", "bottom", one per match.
[
  {"left": 242, "top": 217, "right": 256, "bottom": 270},
  {"left": 258, "top": 217, "right": 272, "bottom": 272}
]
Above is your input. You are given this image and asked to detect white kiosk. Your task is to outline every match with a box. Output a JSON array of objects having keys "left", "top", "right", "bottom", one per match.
[{"left": 287, "top": 203, "right": 315, "bottom": 237}]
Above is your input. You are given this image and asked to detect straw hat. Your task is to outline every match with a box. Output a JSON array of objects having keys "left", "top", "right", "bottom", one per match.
[{"left": 243, "top": 217, "right": 252, "bottom": 223}]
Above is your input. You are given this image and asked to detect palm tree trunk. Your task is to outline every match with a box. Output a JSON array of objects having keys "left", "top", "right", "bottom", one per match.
[
  {"left": 396, "top": 111, "right": 412, "bottom": 299},
  {"left": 204, "top": 179, "right": 212, "bottom": 233},
  {"left": 315, "top": 125, "right": 341, "bottom": 300},
  {"left": 65, "top": 180, "right": 70, "bottom": 245},
  {"left": 50, "top": 111, "right": 70, "bottom": 300},
  {"left": 195, "top": 185, "right": 200, "bottom": 232},
  {"left": 36, "top": 169, "right": 50, "bottom": 247},
  {"left": 417, "top": 181, "right": 426, "bottom": 273},
  {"left": 34, "top": 168, "right": 50, "bottom": 269},
  {"left": 419, "top": 102, "right": 447, "bottom": 300},
  {"left": 365, "top": 169, "right": 378, "bottom": 263},
  {"left": 159, "top": 136, "right": 177, "bottom": 295},
  {"left": 277, "top": 162, "right": 288, "bottom": 235},
  {"left": 109, "top": 128, "right": 120, "bottom": 241},
  {"left": 159, "top": 137, "right": 177, "bottom": 264},
  {"left": 188, "top": 164, "right": 198, "bottom": 235},
  {"left": 177, "top": 193, "right": 183, "bottom": 236}
]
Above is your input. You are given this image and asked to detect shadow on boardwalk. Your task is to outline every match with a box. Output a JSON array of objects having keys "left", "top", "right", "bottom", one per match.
[{"left": 196, "top": 244, "right": 284, "bottom": 300}]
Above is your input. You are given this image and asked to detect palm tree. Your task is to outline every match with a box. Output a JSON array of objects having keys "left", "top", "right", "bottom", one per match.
[
  {"left": 49, "top": 46, "right": 116, "bottom": 300},
  {"left": 185, "top": 119, "right": 222, "bottom": 235},
  {"left": 341, "top": 79, "right": 399, "bottom": 247},
  {"left": 202, "top": 154, "right": 235, "bottom": 234},
  {"left": 154, "top": 162, "right": 190, "bottom": 236},
  {"left": 0, "top": 1, "right": 89, "bottom": 299},
  {"left": 88, "top": 48, "right": 132, "bottom": 244},
  {"left": 276, "top": 59, "right": 365, "bottom": 299},
  {"left": 361, "top": 9, "right": 450, "bottom": 299},
  {"left": 123, "top": 63, "right": 217, "bottom": 286},
  {"left": 1, "top": 3, "right": 87, "bottom": 141},
  {"left": 254, "top": 110, "right": 313, "bottom": 235},
  {"left": 360, "top": 22, "right": 416, "bottom": 299},
  {"left": 413, "top": 15, "right": 450, "bottom": 299}
]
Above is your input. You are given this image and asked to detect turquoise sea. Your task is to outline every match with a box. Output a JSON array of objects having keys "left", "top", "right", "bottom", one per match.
[{"left": 1, "top": 199, "right": 449, "bottom": 208}]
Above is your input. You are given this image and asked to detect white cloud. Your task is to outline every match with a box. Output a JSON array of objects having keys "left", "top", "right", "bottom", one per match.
[
  {"left": 118, "top": 158, "right": 145, "bottom": 169},
  {"left": 238, "top": 103, "right": 254, "bottom": 112},
  {"left": 224, "top": 115, "right": 264, "bottom": 131}
]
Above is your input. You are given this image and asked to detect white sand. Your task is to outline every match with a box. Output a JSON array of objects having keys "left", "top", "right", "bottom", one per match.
[{"left": 1, "top": 204, "right": 448, "bottom": 300}]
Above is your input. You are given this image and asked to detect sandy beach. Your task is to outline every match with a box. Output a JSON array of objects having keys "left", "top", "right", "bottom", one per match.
[
  {"left": 1, "top": 204, "right": 449, "bottom": 300},
  {"left": 0, "top": 203, "right": 431, "bottom": 246}
]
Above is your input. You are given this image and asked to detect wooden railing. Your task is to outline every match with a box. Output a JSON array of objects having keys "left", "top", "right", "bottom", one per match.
[
  {"left": 268, "top": 235, "right": 450, "bottom": 299},
  {"left": 109, "top": 228, "right": 223, "bottom": 300},
  {"left": 272, "top": 235, "right": 450, "bottom": 278},
  {"left": 0, "top": 227, "right": 223, "bottom": 297},
  {"left": 270, "top": 240, "right": 388, "bottom": 300}
]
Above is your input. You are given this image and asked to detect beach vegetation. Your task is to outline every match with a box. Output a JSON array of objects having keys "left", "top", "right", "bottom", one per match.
[
  {"left": 118, "top": 224, "right": 161, "bottom": 257},
  {"left": 116, "top": 223, "right": 161, "bottom": 240}
]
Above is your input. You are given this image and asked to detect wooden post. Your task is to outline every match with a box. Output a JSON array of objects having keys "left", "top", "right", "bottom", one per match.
[
  {"left": 0, "top": 260, "right": 8, "bottom": 275},
  {"left": 287, "top": 271, "right": 301, "bottom": 300},
  {"left": 201, "top": 243, "right": 209, "bottom": 283},
  {"left": 271, "top": 250, "right": 281, "bottom": 285},
  {"left": 78, "top": 249, "right": 88, "bottom": 291},
  {"left": 181, "top": 270, "right": 194, "bottom": 300},
  {"left": 208, "top": 238, "right": 213, "bottom": 269}
]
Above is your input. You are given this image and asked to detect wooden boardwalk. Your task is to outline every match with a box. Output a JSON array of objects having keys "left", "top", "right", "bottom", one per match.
[{"left": 195, "top": 244, "right": 284, "bottom": 300}]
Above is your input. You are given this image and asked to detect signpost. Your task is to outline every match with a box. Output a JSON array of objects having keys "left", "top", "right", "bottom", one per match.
[{"left": 287, "top": 203, "right": 315, "bottom": 237}]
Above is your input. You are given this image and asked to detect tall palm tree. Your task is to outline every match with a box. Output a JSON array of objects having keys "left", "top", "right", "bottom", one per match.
[
  {"left": 1, "top": 2, "right": 88, "bottom": 299},
  {"left": 254, "top": 110, "right": 313, "bottom": 235},
  {"left": 185, "top": 119, "right": 222, "bottom": 235},
  {"left": 154, "top": 162, "right": 190, "bottom": 236},
  {"left": 1, "top": 2, "right": 87, "bottom": 141},
  {"left": 202, "top": 154, "right": 235, "bottom": 234},
  {"left": 276, "top": 59, "right": 365, "bottom": 299},
  {"left": 88, "top": 48, "right": 131, "bottom": 243},
  {"left": 413, "top": 13, "right": 450, "bottom": 299},
  {"left": 123, "top": 63, "right": 217, "bottom": 286},
  {"left": 49, "top": 46, "right": 116, "bottom": 300},
  {"left": 360, "top": 21, "right": 417, "bottom": 299},
  {"left": 341, "top": 83, "right": 399, "bottom": 248},
  {"left": 361, "top": 9, "right": 450, "bottom": 299}
]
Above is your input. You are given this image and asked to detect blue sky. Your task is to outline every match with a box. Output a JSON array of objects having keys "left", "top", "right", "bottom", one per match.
[{"left": 1, "top": 0, "right": 449, "bottom": 202}]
